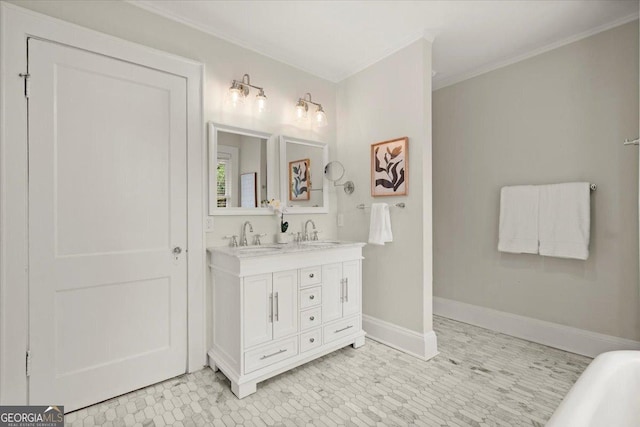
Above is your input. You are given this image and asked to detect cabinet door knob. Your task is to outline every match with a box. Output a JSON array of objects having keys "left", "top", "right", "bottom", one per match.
[
  {"left": 310, "top": 295, "right": 315, "bottom": 300},
  {"left": 310, "top": 316, "right": 315, "bottom": 321},
  {"left": 309, "top": 273, "right": 314, "bottom": 278},
  {"left": 309, "top": 338, "right": 315, "bottom": 343}
]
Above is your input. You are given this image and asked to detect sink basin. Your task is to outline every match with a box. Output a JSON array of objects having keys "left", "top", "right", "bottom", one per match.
[
  {"left": 301, "top": 241, "right": 341, "bottom": 246},
  {"left": 236, "top": 245, "right": 283, "bottom": 254}
]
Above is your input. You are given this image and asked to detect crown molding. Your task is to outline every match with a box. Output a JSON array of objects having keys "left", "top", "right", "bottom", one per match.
[
  {"left": 433, "top": 12, "right": 639, "bottom": 91},
  {"left": 333, "top": 30, "right": 435, "bottom": 83},
  {"left": 127, "top": 0, "right": 436, "bottom": 83},
  {"left": 126, "top": 0, "right": 338, "bottom": 82}
]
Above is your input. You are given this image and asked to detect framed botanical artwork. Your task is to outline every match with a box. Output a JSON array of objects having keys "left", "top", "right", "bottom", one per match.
[
  {"left": 371, "top": 137, "right": 408, "bottom": 197},
  {"left": 289, "top": 158, "right": 310, "bottom": 201}
]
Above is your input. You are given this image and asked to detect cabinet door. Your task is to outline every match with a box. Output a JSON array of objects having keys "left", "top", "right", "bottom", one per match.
[
  {"left": 342, "top": 260, "right": 360, "bottom": 317},
  {"left": 321, "top": 263, "right": 343, "bottom": 322},
  {"left": 243, "top": 274, "right": 273, "bottom": 348},
  {"left": 272, "top": 270, "right": 298, "bottom": 339}
]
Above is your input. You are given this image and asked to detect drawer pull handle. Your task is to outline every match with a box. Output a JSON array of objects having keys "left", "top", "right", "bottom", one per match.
[
  {"left": 335, "top": 325, "right": 353, "bottom": 334},
  {"left": 260, "top": 349, "right": 287, "bottom": 360},
  {"left": 309, "top": 338, "right": 315, "bottom": 343},
  {"left": 310, "top": 316, "right": 315, "bottom": 321},
  {"left": 309, "top": 295, "right": 315, "bottom": 300},
  {"left": 309, "top": 273, "right": 314, "bottom": 278}
]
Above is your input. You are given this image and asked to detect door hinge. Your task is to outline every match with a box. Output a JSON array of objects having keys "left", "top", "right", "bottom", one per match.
[
  {"left": 26, "top": 350, "right": 31, "bottom": 377},
  {"left": 19, "top": 73, "right": 30, "bottom": 98}
]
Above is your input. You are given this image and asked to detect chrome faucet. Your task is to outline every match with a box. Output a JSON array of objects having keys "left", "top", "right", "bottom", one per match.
[
  {"left": 303, "top": 219, "right": 316, "bottom": 241},
  {"left": 240, "top": 221, "right": 253, "bottom": 246}
]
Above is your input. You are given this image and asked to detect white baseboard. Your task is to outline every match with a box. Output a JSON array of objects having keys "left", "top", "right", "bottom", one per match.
[
  {"left": 362, "top": 314, "right": 439, "bottom": 361},
  {"left": 434, "top": 297, "right": 640, "bottom": 358}
]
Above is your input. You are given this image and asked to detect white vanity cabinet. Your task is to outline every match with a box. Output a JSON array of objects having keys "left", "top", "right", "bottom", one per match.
[
  {"left": 321, "top": 261, "right": 360, "bottom": 323},
  {"left": 243, "top": 270, "right": 298, "bottom": 348},
  {"left": 208, "top": 243, "right": 366, "bottom": 398}
]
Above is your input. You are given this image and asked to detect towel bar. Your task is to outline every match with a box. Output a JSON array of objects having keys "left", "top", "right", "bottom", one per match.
[{"left": 356, "top": 202, "right": 405, "bottom": 209}]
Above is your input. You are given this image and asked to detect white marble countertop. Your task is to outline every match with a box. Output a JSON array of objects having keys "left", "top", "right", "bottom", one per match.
[{"left": 207, "top": 240, "right": 366, "bottom": 258}]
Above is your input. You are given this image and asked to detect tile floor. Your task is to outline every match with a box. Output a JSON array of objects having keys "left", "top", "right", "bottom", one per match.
[{"left": 64, "top": 316, "right": 591, "bottom": 426}]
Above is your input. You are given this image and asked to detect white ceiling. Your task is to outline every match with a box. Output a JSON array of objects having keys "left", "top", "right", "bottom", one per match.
[{"left": 130, "top": 0, "right": 639, "bottom": 89}]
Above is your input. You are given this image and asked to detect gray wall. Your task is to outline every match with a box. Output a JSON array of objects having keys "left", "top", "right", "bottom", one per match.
[
  {"left": 337, "top": 39, "right": 433, "bottom": 335},
  {"left": 433, "top": 21, "right": 640, "bottom": 340}
]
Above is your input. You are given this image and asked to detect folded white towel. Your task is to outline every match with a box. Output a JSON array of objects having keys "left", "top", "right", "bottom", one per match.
[
  {"left": 498, "top": 185, "right": 539, "bottom": 254},
  {"left": 368, "top": 203, "right": 393, "bottom": 245},
  {"left": 539, "top": 182, "right": 590, "bottom": 260}
]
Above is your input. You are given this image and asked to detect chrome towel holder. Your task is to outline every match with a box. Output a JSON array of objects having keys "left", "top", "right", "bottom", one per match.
[{"left": 356, "top": 202, "right": 406, "bottom": 209}]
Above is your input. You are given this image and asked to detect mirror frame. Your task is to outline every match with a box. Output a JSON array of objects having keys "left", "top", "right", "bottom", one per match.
[
  {"left": 279, "top": 135, "right": 329, "bottom": 214},
  {"left": 208, "top": 122, "right": 276, "bottom": 215}
]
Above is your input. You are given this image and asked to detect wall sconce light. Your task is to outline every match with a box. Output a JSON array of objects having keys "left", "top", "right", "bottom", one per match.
[
  {"left": 295, "top": 92, "right": 328, "bottom": 127},
  {"left": 228, "top": 73, "right": 267, "bottom": 112}
]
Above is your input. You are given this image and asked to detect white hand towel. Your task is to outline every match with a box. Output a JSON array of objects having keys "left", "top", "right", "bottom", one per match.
[
  {"left": 539, "top": 182, "right": 590, "bottom": 260},
  {"left": 368, "top": 203, "right": 393, "bottom": 245},
  {"left": 498, "top": 185, "right": 539, "bottom": 254}
]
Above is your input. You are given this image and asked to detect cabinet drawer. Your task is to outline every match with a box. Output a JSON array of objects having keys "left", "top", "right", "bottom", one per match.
[
  {"left": 300, "top": 307, "right": 322, "bottom": 331},
  {"left": 300, "top": 266, "right": 321, "bottom": 287},
  {"left": 323, "top": 316, "right": 360, "bottom": 344},
  {"left": 244, "top": 337, "right": 298, "bottom": 374},
  {"left": 300, "top": 286, "right": 321, "bottom": 309},
  {"left": 300, "top": 329, "right": 322, "bottom": 353}
]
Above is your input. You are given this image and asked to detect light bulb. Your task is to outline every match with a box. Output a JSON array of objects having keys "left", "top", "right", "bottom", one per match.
[
  {"left": 314, "top": 106, "right": 328, "bottom": 127},
  {"left": 295, "top": 100, "right": 307, "bottom": 121},
  {"left": 255, "top": 91, "right": 267, "bottom": 113},
  {"left": 228, "top": 84, "right": 244, "bottom": 108}
]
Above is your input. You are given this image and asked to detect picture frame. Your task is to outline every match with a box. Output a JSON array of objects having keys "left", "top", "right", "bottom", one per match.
[
  {"left": 289, "top": 158, "right": 310, "bottom": 201},
  {"left": 371, "top": 137, "right": 408, "bottom": 197}
]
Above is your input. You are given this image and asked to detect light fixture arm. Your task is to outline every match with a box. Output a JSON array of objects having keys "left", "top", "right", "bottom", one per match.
[
  {"left": 298, "top": 92, "right": 323, "bottom": 109},
  {"left": 231, "top": 73, "right": 266, "bottom": 97}
]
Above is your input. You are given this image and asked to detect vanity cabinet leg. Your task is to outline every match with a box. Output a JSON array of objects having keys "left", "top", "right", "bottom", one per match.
[
  {"left": 231, "top": 381, "right": 257, "bottom": 399},
  {"left": 208, "top": 354, "right": 220, "bottom": 372},
  {"left": 352, "top": 336, "right": 365, "bottom": 349}
]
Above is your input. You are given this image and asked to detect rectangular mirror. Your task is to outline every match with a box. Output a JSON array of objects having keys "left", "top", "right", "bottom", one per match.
[
  {"left": 208, "top": 123, "right": 275, "bottom": 215},
  {"left": 279, "top": 136, "right": 329, "bottom": 214}
]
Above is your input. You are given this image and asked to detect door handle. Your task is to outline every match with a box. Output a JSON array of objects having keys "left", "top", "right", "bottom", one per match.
[
  {"left": 340, "top": 279, "right": 345, "bottom": 302},
  {"left": 274, "top": 292, "right": 279, "bottom": 322},
  {"left": 173, "top": 246, "right": 182, "bottom": 255}
]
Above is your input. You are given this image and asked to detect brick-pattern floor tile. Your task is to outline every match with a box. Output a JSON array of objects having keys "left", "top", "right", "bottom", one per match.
[{"left": 65, "top": 316, "right": 590, "bottom": 426}]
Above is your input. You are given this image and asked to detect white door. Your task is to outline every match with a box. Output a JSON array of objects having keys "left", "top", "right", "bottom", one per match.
[
  {"left": 272, "top": 270, "right": 298, "bottom": 338},
  {"left": 243, "top": 274, "right": 273, "bottom": 348},
  {"left": 322, "top": 263, "right": 343, "bottom": 322},
  {"left": 342, "top": 261, "right": 360, "bottom": 317},
  {"left": 28, "top": 39, "right": 188, "bottom": 412}
]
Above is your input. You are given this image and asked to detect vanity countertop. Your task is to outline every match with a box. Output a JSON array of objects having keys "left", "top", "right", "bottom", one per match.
[{"left": 207, "top": 240, "right": 366, "bottom": 258}]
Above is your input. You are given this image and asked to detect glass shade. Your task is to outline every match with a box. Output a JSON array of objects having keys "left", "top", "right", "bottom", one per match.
[
  {"left": 255, "top": 93, "right": 267, "bottom": 113},
  {"left": 295, "top": 102, "right": 307, "bottom": 121},
  {"left": 314, "top": 107, "right": 328, "bottom": 127},
  {"left": 228, "top": 86, "right": 244, "bottom": 108}
]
